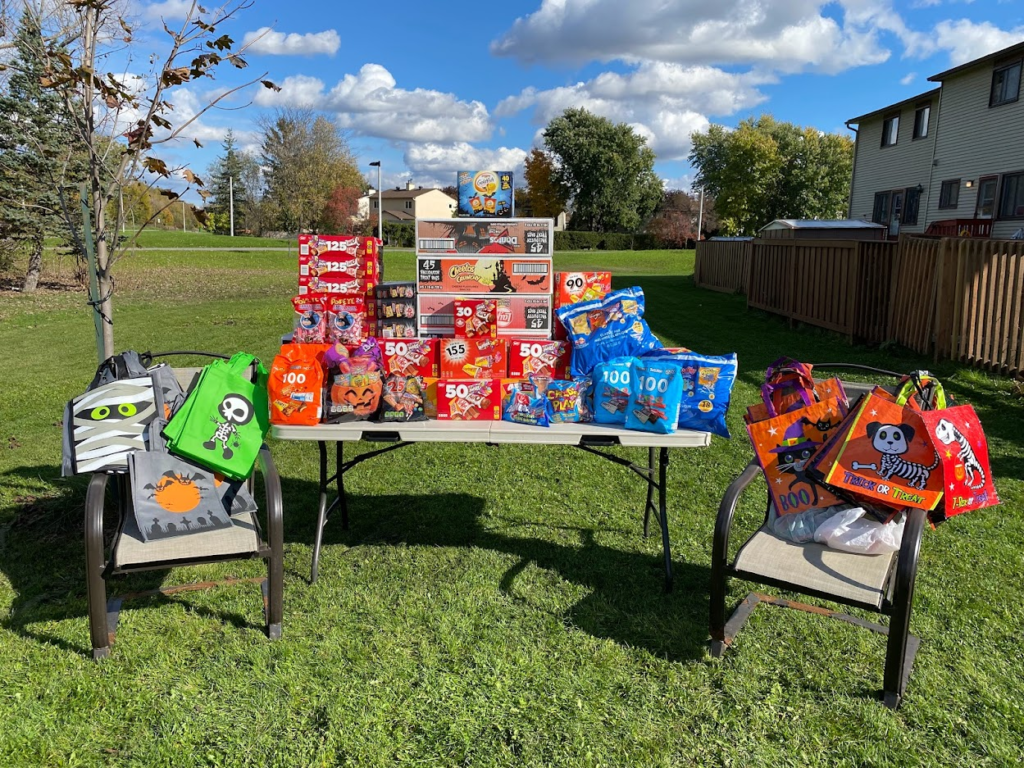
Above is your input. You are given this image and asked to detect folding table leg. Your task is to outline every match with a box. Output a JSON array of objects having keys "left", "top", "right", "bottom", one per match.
[
  {"left": 337, "top": 441, "right": 349, "bottom": 530},
  {"left": 311, "top": 440, "right": 330, "bottom": 584},
  {"left": 643, "top": 446, "right": 656, "bottom": 539},
  {"left": 657, "top": 447, "right": 673, "bottom": 593}
]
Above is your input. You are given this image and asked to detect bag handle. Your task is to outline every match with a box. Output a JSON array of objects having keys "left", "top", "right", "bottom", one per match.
[
  {"left": 761, "top": 381, "right": 815, "bottom": 418},
  {"left": 895, "top": 371, "right": 947, "bottom": 410},
  {"left": 226, "top": 352, "right": 267, "bottom": 381}
]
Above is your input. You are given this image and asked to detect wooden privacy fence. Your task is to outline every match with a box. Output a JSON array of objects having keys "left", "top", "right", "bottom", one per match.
[
  {"left": 694, "top": 240, "right": 751, "bottom": 294},
  {"left": 745, "top": 239, "right": 897, "bottom": 343}
]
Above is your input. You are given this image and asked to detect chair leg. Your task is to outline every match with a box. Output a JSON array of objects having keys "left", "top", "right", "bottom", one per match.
[
  {"left": 709, "top": 569, "right": 727, "bottom": 658},
  {"left": 85, "top": 474, "right": 112, "bottom": 660}
]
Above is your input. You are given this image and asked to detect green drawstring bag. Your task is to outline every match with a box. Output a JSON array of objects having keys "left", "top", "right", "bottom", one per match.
[{"left": 163, "top": 353, "right": 270, "bottom": 480}]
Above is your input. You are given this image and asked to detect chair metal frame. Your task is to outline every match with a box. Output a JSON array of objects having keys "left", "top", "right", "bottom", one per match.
[
  {"left": 709, "top": 364, "right": 927, "bottom": 709},
  {"left": 84, "top": 351, "right": 284, "bottom": 659}
]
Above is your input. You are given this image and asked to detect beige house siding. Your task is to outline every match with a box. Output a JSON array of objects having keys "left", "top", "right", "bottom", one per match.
[
  {"left": 927, "top": 62, "right": 1024, "bottom": 238},
  {"left": 407, "top": 190, "right": 457, "bottom": 219},
  {"left": 365, "top": 189, "right": 458, "bottom": 222},
  {"left": 849, "top": 97, "right": 937, "bottom": 233}
]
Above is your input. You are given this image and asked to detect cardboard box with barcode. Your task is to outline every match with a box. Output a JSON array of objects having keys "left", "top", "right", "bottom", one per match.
[
  {"left": 418, "top": 295, "right": 552, "bottom": 338},
  {"left": 416, "top": 218, "right": 553, "bottom": 257},
  {"left": 417, "top": 257, "right": 552, "bottom": 294}
]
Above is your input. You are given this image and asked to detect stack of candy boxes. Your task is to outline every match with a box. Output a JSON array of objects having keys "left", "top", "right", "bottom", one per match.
[{"left": 296, "top": 234, "right": 382, "bottom": 337}]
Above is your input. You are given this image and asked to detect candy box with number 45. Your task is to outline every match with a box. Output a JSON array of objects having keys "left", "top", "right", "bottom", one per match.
[
  {"left": 435, "top": 379, "right": 502, "bottom": 420},
  {"left": 440, "top": 338, "right": 507, "bottom": 379},
  {"left": 507, "top": 339, "right": 570, "bottom": 379}
]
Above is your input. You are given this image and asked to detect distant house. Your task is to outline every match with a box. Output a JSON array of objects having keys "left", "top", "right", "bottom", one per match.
[
  {"left": 847, "top": 40, "right": 1024, "bottom": 239},
  {"left": 358, "top": 182, "right": 457, "bottom": 223}
]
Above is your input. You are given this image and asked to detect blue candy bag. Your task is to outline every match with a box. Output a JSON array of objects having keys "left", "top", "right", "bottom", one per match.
[
  {"left": 592, "top": 358, "right": 634, "bottom": 425},
  {"left": 641, "top": 350, "right": 737, "bottom": 438},
  {"left": 503, "top": 377, "right": 551, "bottom": 427},
  {"left": 546, "top": 379, "right": 588, "bottom": 424},
  {"left": 557, "top": 287, "right": 662, "bottom": 376},
  {"left": 625, "top": 360, "right": 683, "bottom": 435}
]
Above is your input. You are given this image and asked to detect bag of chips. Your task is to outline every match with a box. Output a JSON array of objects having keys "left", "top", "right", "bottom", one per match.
[
  {"left": 592, "top": 358, "right": 634, "bottom": 425},
  {"left": 268, "top": 344, "right": 324, "bottom": 426},
  {"left": 625, "top": 360, "right": 683, "bottom": 434},
  {"left": 379, "top": 375, "right": 427, "bottom": 422},
  {"left": 642, "top": 350, "right": 737, "bottom": 438},
  {"left": 556, "top": 287, "right": 661, "bottom": 376},
  {"left": 503, "top": 377, "right": 551, "bottom": 427},
  {"left": 292, "top": 294, "right": 328, "bottom": 343}
]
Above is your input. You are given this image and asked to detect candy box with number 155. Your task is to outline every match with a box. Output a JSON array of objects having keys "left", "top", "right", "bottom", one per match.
[{"left": 440, "top": 338, "right": 507, "bottom": 379}]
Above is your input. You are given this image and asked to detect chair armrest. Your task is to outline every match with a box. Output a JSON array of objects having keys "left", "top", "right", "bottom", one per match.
[
  {"left": 255, "top": 444, "right": 283, "bottom": 552},
  {"left": 713, "top": 458, "right": 762, "bottom": 570},
  {"left": 85, "top": 473, "right": 111, "bottom": 579}
]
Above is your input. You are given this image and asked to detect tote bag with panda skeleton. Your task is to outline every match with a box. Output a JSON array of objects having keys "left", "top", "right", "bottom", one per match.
[{"left": 163, "top": 353, "right": 270, "bottom": 480}]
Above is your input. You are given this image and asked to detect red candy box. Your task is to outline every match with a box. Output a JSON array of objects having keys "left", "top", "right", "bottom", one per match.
[
  {"left": 378, "top": 338, "right": 440, "bottom": 378},
  {"left": 454, "top": 298, "right": 497, "bottom": 339},
  {"left": 507, "top": 339, "right": 570, "bottom": 380},
  {"left": 439, "top": 337, "right": 507, "bottom": 379},
  {"left": 435, "top": 378, "right": 502, "bottom": 420}
]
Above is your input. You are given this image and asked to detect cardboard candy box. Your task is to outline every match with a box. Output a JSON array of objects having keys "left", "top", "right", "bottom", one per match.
[
  {"left": 554, "top": 271, "right": 612, "bottom": 307},
  {"left": 416, "top": 219, "right": 554, "bottom": 257},
  {"left": 299, "top": 234, "right": 378, "bottom": 258},
  {"left": 298, "top": 235, "right": 379, "bottom": 295},
  {"left": 458, "top": 170, "right": 514, "bottom": 218},
  {"left": 435, "top": 378, "right": 503, "bottom": 421},
  {"left": 439, "top": 338, "right": 507, "bottom": 379},
  {"left": 417, "top": 257, "right": 552, "bottom": 294},
  {"left": 454, "top": 298, "right": 497, "bottom": 339},
  {"left": 507, "top": 339, "right": 570, "bottom": 380},
  {"left": 378, "top": 338, "right": 439, "bottom": 378},
  {"left": 418, "top": 295, "right": 552, "bottom": 337}
]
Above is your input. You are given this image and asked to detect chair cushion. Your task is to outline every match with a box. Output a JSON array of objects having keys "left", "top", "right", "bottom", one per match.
[
  {"left": 172, "top": 367, "right": 203, "bottom": 394},
  {"left": 732, "top": 526, "right": 896, "bottom": 609},
  {"left": 115, "top": 510, "right": 261, "bottom": 568}
]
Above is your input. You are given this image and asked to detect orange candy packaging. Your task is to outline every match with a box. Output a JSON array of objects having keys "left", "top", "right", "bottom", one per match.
[{"left": 268, "top": 344, "right": 327, "bottom": 426}]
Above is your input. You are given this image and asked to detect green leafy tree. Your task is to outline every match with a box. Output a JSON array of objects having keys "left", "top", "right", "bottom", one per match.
[
  {"left": 522, "top": 148, "right": 568, "bottom": 219},
  {"left": 206, "top": 129, "right": 254, "bottom": 233},
  {"left": 260, "top": 109, "right": 363, "bottom": 233},
  {"left": 542, "top": 108, "right": 662, "bottom": 233},
  {"left": 689, "top": 115, "right": 854, "bottom": 235},
  {"left": 0, "top": 9, "right": 79, "bottom": 291}
]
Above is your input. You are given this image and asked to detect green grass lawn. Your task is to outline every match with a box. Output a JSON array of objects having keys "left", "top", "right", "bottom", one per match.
[
  {"left": 127, "top": 229, "right": 293, "bottom": 249},
  {"left": 1, "top": 248, "right": 1022, "bottom": 767}
]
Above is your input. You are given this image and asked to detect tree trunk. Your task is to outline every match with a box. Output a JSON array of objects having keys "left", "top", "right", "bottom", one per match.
[
  {"left": 94, "top": 204, "right": 115, "bottom": 360},
  {"left": 22, "top": 233, "right": 43, "bottom": 293}
]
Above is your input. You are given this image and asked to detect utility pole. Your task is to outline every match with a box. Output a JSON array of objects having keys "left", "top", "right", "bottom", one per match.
[
  {"left": 182, "top": 201, "right": 186, "bottom": 232},
  {"left": 229, "top": 176, "right": 235, "bottom": 237},
  {"left": 697, "top": 186, "right": 705, "bottom": 242}
]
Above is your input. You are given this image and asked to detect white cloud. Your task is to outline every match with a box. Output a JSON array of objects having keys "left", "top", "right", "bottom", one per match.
[
  {"left": 900, "top": 72, "right": 917, "bottom": 85},
  {"left": 242, "top": 27, "right": 340, "bottom": 56},
  {"left": 142, "top": 0, "right": 193, "bottom": 23},
  {"left": 404, "top": 143, "right": 528, "bottom": 188},
  {"left": 492, "top": 0, "right": 895, "bottom": 75},
  {"left": 931, "top": 20, "right": 1024, "bottom": 65},
  {"left": 496, "top": 62, "right": 769, "bottom": 160},
  {"left": 255, "top": 64, "right": 492, "bottom": 144}
]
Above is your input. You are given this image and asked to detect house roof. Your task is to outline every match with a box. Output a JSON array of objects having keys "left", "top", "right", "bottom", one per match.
[
  {"left": 383, "top": 209, "right": 415, "bottom": 222},
  {"left": 846, "top": 88, "right": 941, "bottom": 124},
  {"left": 759, "top": 219, "right": 886, "bottom": 232},
  {"left": 929, "top": 40, "right": 1024, "bottom": 82}
]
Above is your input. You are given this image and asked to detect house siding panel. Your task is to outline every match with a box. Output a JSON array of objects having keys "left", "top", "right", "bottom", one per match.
[
  {"left": 928, "top": 63, "right": 1024, "bottom": 238},
  {"left": 849, "top": 105, "right": 936, "bottom": 233}
]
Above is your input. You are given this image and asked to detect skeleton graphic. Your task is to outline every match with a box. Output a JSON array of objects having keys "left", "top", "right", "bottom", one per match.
[{"left": 203, "top": 394, "right": 254, "bottom": 460}]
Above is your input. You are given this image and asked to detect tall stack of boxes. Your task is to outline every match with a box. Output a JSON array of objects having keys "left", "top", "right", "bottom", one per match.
[{"left": 298, "top": 234, "right": 381, "bottom": 335}]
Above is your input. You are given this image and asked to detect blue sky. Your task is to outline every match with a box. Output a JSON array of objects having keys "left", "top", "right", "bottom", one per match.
[{"left": 130, "top": 0, "right": 1024, "bottom": 200}]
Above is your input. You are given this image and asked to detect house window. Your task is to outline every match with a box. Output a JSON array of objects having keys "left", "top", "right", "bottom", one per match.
[
  {"left": 881, "top": 115, "right": 899, "bottom": 147},
  {"left": 975, "top": 176, "right": 998, "bottom": 219},
  {"left": 912, "top": 105, "right": 930, "bottom": 139},
  {"left": 998, "top": 171, "right": 1024, "bottom": 219},
  {"left": 373, "top": 200, "right": 378, "bottom": 209},
  {"left": 939, "top": 179, "right": 960, "bottom": 209},
  {"left": 903, "top": 187, "right": 920, "bottom": 226},
  {"left": 990, "top": 61, "right": 1021, "bottom": 107},
  {"left": 872, "top": 191, "right": 890, "bottom": 224},
  {"left": 405, "top": 200, "right": 413, "bottom": 209}
]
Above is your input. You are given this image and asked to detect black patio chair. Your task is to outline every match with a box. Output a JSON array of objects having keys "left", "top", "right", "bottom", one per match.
[
  {"left": 710, "top": 364, "right": 926, "bottom": 709},
  {"left": 84, "top": 351, "right": 283, "bottom": 659}
]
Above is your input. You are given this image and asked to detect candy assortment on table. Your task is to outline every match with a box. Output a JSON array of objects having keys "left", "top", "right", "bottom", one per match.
[{"left": 454, "top": 298, "right": 497, "bottom": 339}]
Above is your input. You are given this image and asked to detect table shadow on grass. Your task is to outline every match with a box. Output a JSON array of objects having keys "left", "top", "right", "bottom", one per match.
[{"left": 305, "top": 485, "right": 712, "bottom": 663}]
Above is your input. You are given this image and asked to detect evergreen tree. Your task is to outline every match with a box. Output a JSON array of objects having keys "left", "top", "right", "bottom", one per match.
[
  {"left": 206, "top": 130, "right": 252, "bottom": 234},
  {"left": 0, "top": 10, "right": 78, "bottom": 291}
]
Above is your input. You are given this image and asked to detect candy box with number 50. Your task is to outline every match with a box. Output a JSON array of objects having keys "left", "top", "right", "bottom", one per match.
[
  {"left": 440, "top": 338, "right": 507, "bottom": 379},
  {"left": 507, "top": 339, "right": 570, "bottom": 379},
  {"left": 378, "top": 338, "right": 439, "bottom": 378},
  {"left": 435, "top": 379, "right": 502, "bottom": 420}
]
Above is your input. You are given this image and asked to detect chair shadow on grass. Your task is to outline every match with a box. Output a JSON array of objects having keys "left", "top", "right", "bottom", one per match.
[{"left": 2, "top": 461, "right": 713, "bottom": 662}]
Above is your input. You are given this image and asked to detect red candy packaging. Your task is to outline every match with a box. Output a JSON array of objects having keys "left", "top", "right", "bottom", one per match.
[
  {"left": 292, "top": 295, "right": 328, "bottom": 343},
  {"left": 435, "top": 379, "right": 502, "bottom": 421},
  {"left": 554, "top": 271, "right": 612, "bottom": 306},
  {"left": 326, "top": 295, "right": 367, "bottom": 346},
  {"left": 440, "top": 338, "right": 507, "bottom": 379},
  {"left": 379, "top": 338, "right": 440, "bottom": 378},
  {"left": 507, "top": 339, "right": 570, "bottom": 380},
  {"left": 454, "top": 298, "right": 497, "bottom": 339}
]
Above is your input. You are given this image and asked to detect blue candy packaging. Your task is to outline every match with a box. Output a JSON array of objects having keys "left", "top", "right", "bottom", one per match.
[
  {"left": 546, "top": 378, "right": 591, "bottom": 424},
  {"left": 641, "top": 350, "right": 737, "bottom": 438},
  {"left": 625, "top": 360, "right": 683, "bottom": 434},
  {"left": 557, "top": 287, "right": 661, "bottom": 376},
  {"left": 503, "top": 377, "right": 551, "bottom": 427},
  {"left": 592, "top": 358, "right": 633, "bottom": 425}
]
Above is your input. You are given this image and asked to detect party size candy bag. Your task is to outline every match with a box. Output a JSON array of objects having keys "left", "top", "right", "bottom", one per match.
[
  {"left": 592, "top": 358, "right": 634, "bottom": 425},
  {"left": 642, "top": 349, "right": 737, "bottom": 438},
  {"left": 292, "top": 295, "right": 328, "bottom": 343},
  {"left": 546, "top": 379, "right": 586, "bottom": 424},
  {"left": 268, "top": 344, "right": 324, "bottom": 426},
  {"left": 379, "top": 375, "right": 427, "bottom": 422},
  {"left": 323, "top": 371, "right": 382, "bottom": 423},
  {"left": 326, "top": 295, "right": 366, "bottom": 346},
  {"left": 625, "top": 360, "right": 682, "bottom": 435},
  {"left": 503, "top": 377, "right": 551, "bottom": 427},
  {"left": 556, "top": 287, "right": 661, "bottom": 376}
]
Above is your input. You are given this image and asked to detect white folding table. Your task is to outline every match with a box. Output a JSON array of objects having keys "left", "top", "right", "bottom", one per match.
[{"left": 271, "top": 421, "right": 711, "bottom": 590}]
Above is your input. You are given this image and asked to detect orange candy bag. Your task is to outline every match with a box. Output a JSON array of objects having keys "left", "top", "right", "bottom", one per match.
[{"left": 268, "top": 344, "right": 326, "bottom": 426}]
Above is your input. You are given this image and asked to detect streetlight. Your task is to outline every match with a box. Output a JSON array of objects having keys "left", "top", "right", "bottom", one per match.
[{"left": 369, "top": 160, "right": 382, "bottom": 243}]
